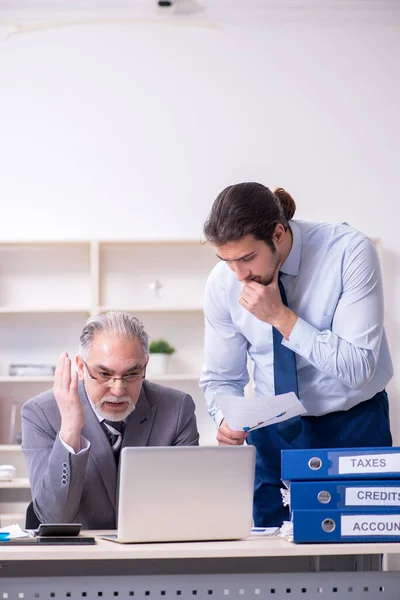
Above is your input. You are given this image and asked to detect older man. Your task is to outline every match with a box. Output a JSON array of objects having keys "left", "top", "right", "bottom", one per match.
[{"left": 22, "top": 311, "right": 199, "bottom": 529}]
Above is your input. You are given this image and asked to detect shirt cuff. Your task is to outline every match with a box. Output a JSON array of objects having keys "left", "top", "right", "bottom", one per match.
[
  {"left": 282, "top": 316, "right": 320, "bottom": 358},
  {"left": 214, "top": 409, "right": 224, "bottom": 428},
  {"left": 59, "top": 433, "right": 91, "bottom": 455}
]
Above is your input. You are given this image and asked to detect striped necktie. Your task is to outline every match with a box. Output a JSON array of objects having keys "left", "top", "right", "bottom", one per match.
[
  {"left": 102, "top": 420, "right": 124, "bottom": 462},
  {"left": 273, "top": 273, "right": 302, "bottom": 442}
]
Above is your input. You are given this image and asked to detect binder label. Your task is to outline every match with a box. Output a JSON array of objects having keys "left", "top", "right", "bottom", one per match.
[
  {"left": 338, "top": 453, "right": 400, "bottom": 474},
  {"left": 346, "top": 487, "right": 400, "bottom": 506},
  {"left": 341, "top": 514, "right": 400, "bottom": 536}
]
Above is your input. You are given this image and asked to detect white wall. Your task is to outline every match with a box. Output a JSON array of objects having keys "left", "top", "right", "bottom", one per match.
[{"left": 0, "top": 6, "right": 399, "bottom": 435}]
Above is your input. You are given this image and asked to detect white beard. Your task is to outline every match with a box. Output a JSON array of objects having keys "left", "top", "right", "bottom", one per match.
[{"left": 94, "top": 394, "right": 136, "bottom": 422}]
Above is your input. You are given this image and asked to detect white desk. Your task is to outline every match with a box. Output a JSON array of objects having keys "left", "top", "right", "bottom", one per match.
[{"left": 1, "top": 534, "right": 400, "bottom": 599}]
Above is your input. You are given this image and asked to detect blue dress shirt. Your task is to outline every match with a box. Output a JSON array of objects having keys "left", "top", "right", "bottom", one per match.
[{"left": 200, "top": 220, "right": 393, "bottom": 426}]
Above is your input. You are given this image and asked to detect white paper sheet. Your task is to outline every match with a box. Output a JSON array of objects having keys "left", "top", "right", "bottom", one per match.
[
  {"left": 217, "top": 392, "right": 306, "bottom": 432},
  {"left": 0, "top": 524, "right": 30, "bottom": 538},
  {"left": 250, "top": 527, "right": 280, "bottom": 536}
]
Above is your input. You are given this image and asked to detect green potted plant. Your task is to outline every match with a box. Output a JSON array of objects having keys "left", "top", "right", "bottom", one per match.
[{"left": 148, "top": 339, "right": 176, "bottom": 377}]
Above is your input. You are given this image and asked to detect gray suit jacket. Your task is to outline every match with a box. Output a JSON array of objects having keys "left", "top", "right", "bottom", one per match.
[{"left": 21, "top": 380, "right": 199, "bottom": 529}]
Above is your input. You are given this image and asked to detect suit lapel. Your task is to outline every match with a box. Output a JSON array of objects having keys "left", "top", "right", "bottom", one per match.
[
  {"left": 79, "top": 382, "right": 117, "bottom": 510},
  {"left": 122, "top": 385, "right": 157, "bottom": 448}
]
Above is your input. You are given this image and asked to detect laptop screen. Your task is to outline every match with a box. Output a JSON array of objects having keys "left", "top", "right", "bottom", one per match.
[{"left": 117, "top": 445, "right": 256, "bottom": 543}]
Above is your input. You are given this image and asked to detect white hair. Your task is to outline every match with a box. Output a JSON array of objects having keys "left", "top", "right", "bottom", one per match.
[{"left": 79, "top": 311, "right": 149, "bottom": 359}]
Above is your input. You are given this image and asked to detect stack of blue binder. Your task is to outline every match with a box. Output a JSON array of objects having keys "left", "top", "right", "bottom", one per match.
[{"left": 281, "top": 446, "right": 400, "bottom": 543}]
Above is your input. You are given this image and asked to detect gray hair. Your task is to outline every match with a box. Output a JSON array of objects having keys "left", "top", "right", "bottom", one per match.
[{"left": 79, "top": 311, "right": 149, "bottom": 359}]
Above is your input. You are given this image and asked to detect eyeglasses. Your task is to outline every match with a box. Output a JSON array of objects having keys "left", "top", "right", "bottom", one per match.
[{"left": 82, "top": 360, "right": 146, "bottom": 389}]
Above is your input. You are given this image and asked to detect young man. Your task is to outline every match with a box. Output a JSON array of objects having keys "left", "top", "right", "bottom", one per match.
[
  {"left": 200, "top": 182, "right": 393, "bottom": 526},
  {"left": 22, "top": 311, "right": 199, "bottom": 529}
]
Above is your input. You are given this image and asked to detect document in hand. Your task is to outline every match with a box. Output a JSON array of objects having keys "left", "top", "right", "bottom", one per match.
[{"left": 217, "top": 392, "right": 306, "bottom": 432}]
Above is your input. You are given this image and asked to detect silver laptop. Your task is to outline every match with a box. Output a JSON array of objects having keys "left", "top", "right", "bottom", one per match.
[{"left": 112, "top": 445, "right": 255, "bottom": 543}]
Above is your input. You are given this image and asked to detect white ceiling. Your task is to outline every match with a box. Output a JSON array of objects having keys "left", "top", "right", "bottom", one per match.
[{"left": 0, "top": 0, "right": 399, "bottom": 25}]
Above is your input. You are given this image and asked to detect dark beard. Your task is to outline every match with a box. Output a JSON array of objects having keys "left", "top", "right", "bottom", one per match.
[
  {"left": 247, "top": 254, "right": 281, "bottom": 287},
  {"left": 259, "top": 274, "right": 275, "bottom": 286},
  {"left": 249, "top": 274, "right": 274, "bottom": 286}
]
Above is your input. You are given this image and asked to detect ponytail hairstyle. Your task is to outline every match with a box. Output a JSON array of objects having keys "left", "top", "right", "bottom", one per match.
[{"left": 203, "top": 182, "right": 296, "bottom": 251}]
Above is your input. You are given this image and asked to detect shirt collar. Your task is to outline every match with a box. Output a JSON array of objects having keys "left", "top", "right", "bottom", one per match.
[{"left": 280, "top": 220, "right": 301, "bottom": 276}]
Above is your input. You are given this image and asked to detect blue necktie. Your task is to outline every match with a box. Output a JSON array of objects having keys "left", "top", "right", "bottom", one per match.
[{"left": 273, "top": 274, "right": 302, "bottom": 442}]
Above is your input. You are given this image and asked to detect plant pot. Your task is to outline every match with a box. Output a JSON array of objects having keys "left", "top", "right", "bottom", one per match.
[{"left": 147, "top": 353, "right": 170, "bottom": 378}]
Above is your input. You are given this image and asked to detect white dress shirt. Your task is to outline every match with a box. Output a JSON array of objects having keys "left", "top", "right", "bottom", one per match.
[{"left": 200, "top": 220, "right": 393, "bottom": 426}]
